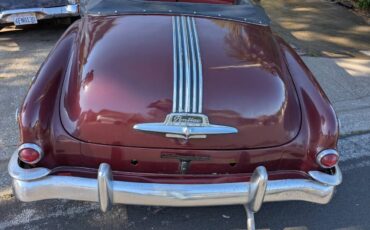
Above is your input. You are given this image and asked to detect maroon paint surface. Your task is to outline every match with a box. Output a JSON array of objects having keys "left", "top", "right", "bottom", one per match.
[
  {"left": 60, "top": 16, "right": 302, "bottom": 150},
  {"left": 17, "top": 15, "right": 339, "bottom": 183}
]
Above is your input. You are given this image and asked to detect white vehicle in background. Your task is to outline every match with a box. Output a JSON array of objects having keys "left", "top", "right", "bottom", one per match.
[{"left": 0, "top": 0, "right": 79, "bottom": 28}]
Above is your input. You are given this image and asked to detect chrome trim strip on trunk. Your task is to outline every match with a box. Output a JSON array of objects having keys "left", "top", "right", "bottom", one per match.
[
  {"left": 181, "top": 16, "right": 192, "bottom": 113},
  {"left": 176, "top": 16, "right": 184, "bottom": 113},
  {"left": 134, "top": 16, "right": 238, "bottom": 139},
  {"left": 173, "top": 16, "right": 201, "bottom": 114},
  {"left": 172, "top": 17, "right": 178, "bottom": 112},
  {"left": 191, "top": 17, "right": 203, "bottom": 113},
  {"left": 187, "top": 17, "right": 198, "bottom": 113}
]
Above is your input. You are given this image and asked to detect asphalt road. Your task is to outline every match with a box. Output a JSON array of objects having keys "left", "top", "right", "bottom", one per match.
[{"left": 1, "top": 21, "right": 370, "bottom": 229}]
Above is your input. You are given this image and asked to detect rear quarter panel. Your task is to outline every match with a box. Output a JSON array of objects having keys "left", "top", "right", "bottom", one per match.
[
  {"left": 275, "top": 35, "right": 339, "bottom": 172},
  {"left": 17, "top": 21, "right": 79, "bottom": 160}
]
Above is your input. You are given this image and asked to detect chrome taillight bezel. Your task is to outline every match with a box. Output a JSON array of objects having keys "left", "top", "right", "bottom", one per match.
[
  {"left": 316, "top": 149, "right": 339, "bottom": 168},
  {"left": 17, "top": 143, "right": 44, "bottom": 165}
]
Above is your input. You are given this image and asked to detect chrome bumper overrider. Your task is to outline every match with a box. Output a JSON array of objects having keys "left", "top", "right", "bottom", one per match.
[{"left": 0, "top": 5, "right": 79, "bottom": 24}]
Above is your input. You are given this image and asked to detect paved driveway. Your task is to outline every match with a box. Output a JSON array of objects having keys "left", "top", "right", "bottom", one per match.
[{"left": 260, "top": 0, "right": 370, "bottom": 58}]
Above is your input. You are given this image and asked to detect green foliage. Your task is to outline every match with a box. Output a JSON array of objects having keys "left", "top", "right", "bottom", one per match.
[{"left": 358, "top": 0, "right": 370, "bottom": 9}]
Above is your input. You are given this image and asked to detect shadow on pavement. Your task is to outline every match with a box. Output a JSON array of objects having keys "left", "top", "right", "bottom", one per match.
[{"left": 260, "top": 0, "right": 370, "bottom": 58}]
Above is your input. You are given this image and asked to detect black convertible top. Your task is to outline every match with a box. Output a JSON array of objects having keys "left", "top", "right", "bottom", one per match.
[{"left": 80, "top": 0, "right": 270, "bottom": 26}]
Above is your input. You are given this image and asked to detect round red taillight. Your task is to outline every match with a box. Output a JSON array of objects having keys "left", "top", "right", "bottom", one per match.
[
  {"left": 316, "top": 149, "right": 339, "bottom": 168},
  {"left": 18, "top": 144, "right": 43, "bottom": 164},
  {"left": 320, "top": 154, "right": 339, "bottom": 168}
]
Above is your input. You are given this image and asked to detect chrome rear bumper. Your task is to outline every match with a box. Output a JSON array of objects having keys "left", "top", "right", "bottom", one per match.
[
  {"left": 8, "top": 151, "right": 342, "bottom": 211},
  {"left": 0, "top": 4, "right": 79, "bottom": 24}
]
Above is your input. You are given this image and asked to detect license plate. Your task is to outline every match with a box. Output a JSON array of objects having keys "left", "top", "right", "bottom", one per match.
[{"left": 13, "top": 13, "right": 38, "bottom": 26}]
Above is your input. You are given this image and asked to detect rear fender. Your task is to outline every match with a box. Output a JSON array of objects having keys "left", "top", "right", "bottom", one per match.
[
  {"left": 18, "top": 22, "right": 79, "bottom": 158},
  {"left": 276, "top": 36, "right": 339, "bottom": 171}
]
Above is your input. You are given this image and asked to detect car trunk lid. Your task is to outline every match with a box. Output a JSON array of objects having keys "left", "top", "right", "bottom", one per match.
[{"left": 60, "top": 15, "right": 301, "bottom": 150}]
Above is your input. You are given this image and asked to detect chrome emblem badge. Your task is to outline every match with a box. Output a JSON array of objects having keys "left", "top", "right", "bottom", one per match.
[
  {"left": 134, "top": 113, "right": 237, "bottom": 139},
  {"left": 134, "top": 16, "right": 237, "bottom": 139}
]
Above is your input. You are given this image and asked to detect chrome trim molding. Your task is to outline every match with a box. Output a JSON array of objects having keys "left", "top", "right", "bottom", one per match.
[
  {"left": 134, "top": 16, "right": 237, "bottom": 139},
  {"left": 172, "top": 17, "right": 178, "bottom": 112},
  {"left": 192, "top": 17, "right": 203, "bottom": 113},
  {"left": 17, "top": 143, "right": 44, "bottom": 165},
  {"left": 316, "top": 149, "right": 339, "bottom": 169},
  {"left": 170, "top": 16, "right": 203, "bottom": 113},
  {"left": 308, "top": 165, "right": 342, "bottom": 186},
  {"left": 8, "top": 150, "right": 50, "bottom": 181},
  {"left": 8, "top": 151, "right": 341, "bottom": 208},
  {"left": 0, "top": 4, "right": 79, "bottom": 24}
]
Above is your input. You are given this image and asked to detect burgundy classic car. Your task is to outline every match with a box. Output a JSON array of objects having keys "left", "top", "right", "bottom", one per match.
[{"left": 8, "top": 0, "right": 342, "bottom": 229}]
